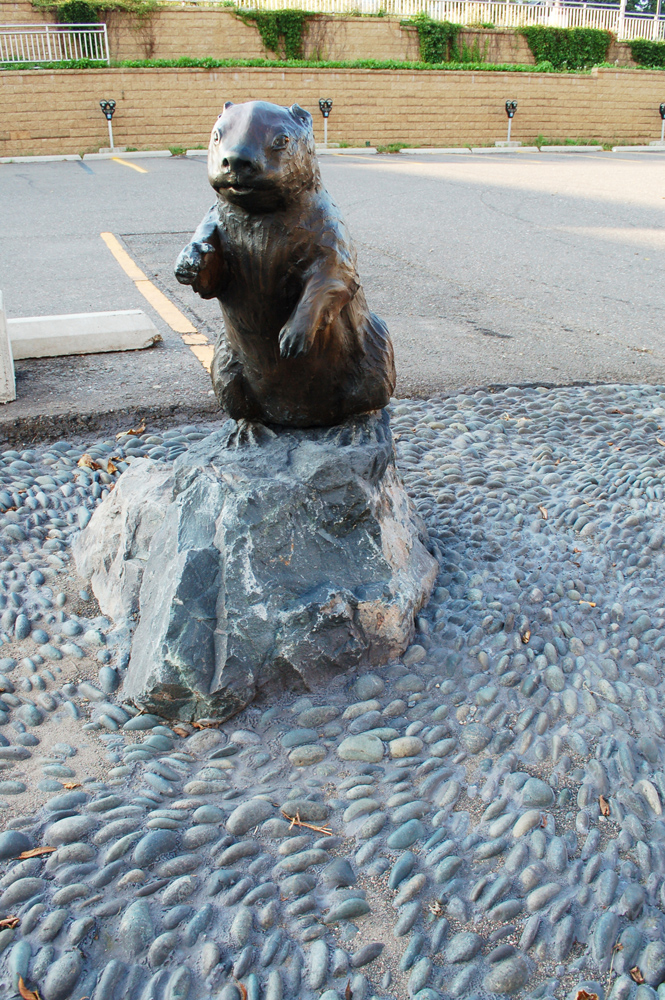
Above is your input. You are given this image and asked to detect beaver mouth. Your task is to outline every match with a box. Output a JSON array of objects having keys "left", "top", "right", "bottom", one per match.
[{"left": 226, "top": 184, "right": 255, "bottom": 195}]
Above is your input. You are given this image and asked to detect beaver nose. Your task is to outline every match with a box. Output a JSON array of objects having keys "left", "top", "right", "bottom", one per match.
[{"left": 222, "top": 150, "right": 258, "bottom": 175}]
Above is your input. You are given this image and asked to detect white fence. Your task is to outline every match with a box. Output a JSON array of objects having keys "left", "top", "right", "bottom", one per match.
[
  {"left": 229, "top": 0, "right": 665, "bottom": 41},
  {"left": 0, "top": 23, "right": 110, "bottom": 64}
]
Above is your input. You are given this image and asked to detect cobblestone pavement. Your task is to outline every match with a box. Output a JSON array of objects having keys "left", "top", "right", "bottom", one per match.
[{"left": 0, "top": 384, "right": 663, "bottom": 1000}]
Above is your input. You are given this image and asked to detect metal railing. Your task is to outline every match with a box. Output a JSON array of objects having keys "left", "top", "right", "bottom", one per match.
[
  {"left": 228, "top": 0, "right": 665, "bottom": 41},
  {"left": 0, "top": 23, "right": 110, "bottom": 64}
]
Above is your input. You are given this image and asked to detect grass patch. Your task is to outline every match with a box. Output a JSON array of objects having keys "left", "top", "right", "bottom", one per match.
[
  {"left": 376, "top": 142, "right": 410, "bottom": 153},
  {"left": 533, "top": 134, "right": 606, "bottom": 148}
]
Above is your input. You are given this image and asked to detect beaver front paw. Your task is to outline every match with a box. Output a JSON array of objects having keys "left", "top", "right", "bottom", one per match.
[
  {"left": 175, "top": 241, "right": 217, "bottom": 295},
  {"left": 279, "top": 320, "right": 315, "bottom": 359}
]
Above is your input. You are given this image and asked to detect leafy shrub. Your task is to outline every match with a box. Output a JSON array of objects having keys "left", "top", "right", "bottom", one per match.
[
  {"left": 402, "top": 14, "right": 462, "bottom": 63},
  {"left": 519, "top": 26, "right": 612, "bottom": 69},
  {"left": 57, "top": 0, "right": 98, "bottom": 22},
  {"left": 629, "top": 39, "right": 665, "bottom": 67},
  {"left": 237, "top": 9, "right": 313, "bottom": 59}
]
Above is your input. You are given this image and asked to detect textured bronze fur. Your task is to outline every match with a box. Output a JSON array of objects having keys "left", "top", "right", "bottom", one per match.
[{"left": 175, "top": 100, "right": 396, "bottom": 427}]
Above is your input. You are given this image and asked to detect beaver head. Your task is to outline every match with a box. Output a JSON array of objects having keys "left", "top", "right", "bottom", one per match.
[{"left": 208, "top": 100, "right": 319, "bottom": 213}]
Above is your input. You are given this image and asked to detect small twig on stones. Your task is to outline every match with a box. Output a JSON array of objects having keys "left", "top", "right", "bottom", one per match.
[{"left": 281, "top": 810, "right": 333, "bottom": 836}]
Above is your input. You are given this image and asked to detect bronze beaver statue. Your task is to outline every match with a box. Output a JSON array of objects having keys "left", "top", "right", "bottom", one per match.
[{"left": 175, "top": 100, "right": 396, "bottom": 427}]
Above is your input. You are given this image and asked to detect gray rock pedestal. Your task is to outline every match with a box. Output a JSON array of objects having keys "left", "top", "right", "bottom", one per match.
[{"left": 74, "top": 411, "right": 437, "bottom": 721}]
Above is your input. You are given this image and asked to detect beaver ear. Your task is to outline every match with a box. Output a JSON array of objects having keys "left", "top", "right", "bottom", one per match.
[{"left": 290, "top": 104, "right": 312, "bottom": 127}]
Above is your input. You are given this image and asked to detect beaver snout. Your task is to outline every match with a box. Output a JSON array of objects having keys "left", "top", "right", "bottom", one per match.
[{"left": 222, "top": 150, "right": 260, "bottom": 176}]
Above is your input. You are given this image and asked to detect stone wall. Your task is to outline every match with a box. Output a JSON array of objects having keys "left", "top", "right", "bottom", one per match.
[
  {"left": 0, "top": 1, "right": 635, "bottom": 66},
  {"left": 1, "top": 65, "right": 663, "bottom": 157}
]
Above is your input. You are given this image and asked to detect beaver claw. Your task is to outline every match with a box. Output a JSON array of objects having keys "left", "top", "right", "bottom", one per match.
[
  {"left": 175, "top": 241, "right": 216, "bottom": 286},
  {"left": 279, "top": 322, "right": 314, "bottom": 359}
]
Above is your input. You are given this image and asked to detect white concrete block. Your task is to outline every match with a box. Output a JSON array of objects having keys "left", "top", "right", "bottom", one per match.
[
  {"left": 0, "top": 154, "right": 81, "bottom": 164},
  {"left": 539, "top": 145, "right": 603, "bottom": 152},
  {"left": 613, "top": 145, "right": 665, "bottom": 152},
  {"left": 317, "top": 148, "right": 377, "bottom": 155},
  {"left": 402, "top": 147, "right": 471, "bottom": 154},
  {"left": 0, "top": 294, "right": 16, "bottom": 404},
  {"left": 7, "top": 309, "right": 162, "bottom": 360},
  {"left": 471, "top": 146, "right": 539, "bottom": 154},
  {"left": 83, "top": 150, "right": 173, "bottom": 160}
]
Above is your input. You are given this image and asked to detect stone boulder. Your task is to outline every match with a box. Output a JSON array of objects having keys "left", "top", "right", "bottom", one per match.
[
  {"left": 75, "top": 411, "right": 437, "bottom": 720},
  {"left": 72, "top": 459, "right": 173, "bottom": 620}
]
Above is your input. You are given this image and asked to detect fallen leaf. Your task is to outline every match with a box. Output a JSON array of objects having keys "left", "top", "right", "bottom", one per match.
[
  {"left": 234, "top": 981, "right": 248, "bottom": 1000},
  {"left": 599, "top": 795, "right": 610, "bottom": 817},
  {"left": 172, "top": 727, "right": 189, "bottom": 737},
  {"left": 191, "top": 719, "right": 222, "bottom": 730},
  {"left": 0, "top": 916, "right": 19, "bottom": 929},
  {"left": 538, "top": 505, "right": 548, "bottom": 520},
  {"left": 630, "top": 967, "right": 645, "bottom": 985},
  {"left": 579, "top": 600, "right": 596, "bottom": 608},
  {"left": 77, "top": 454, "right": 101, "bottom": 471},
  {"left": 107, "top": 460, "right": 119, "bottom": 475},
  {"left": 575, "top": 991, "right": 598, "bottom": 1000},
  {"left": 521, "top": 629, "right": 531, "bottom": 644},
  {"left": 18, "top": 847, "right": 55, "bottom": 859},
  {"left": 116, "top": 421, "right": 146, "bottom": 439},
  {"left": 428, "top": 900, "right": 444, "bottom": 916},
  {"left": 18, "top": 977, "right": 42, "bottom": 1000},
  {"left": 657, "top": 439, "right": 665, "bottom": 448},
  {"left": 345, "top": 980, "right": 353, "bottom": 1000},
  {"left": 62, "top": 783, "right": 82, "bottom": 790},
  {"left": 614, "top": 943, "right": 624, "bottom": 952}
]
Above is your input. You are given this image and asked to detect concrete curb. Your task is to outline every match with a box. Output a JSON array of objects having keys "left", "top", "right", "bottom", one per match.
[
  {"left": 540, "top": 145, "right": 604, "bottom": 152},
  {"left": 0, "top": 402, "right": 219, "bottom": 447},
  {"left": 471, "top": 146, "right": 540, "bottom": 153},
  {"left": 317, "top": 148, "right": 377, "bottom": 155},
  {"left": 402, "top": 147, "right": 471, "bottom": 154},
  {"left": 7, "top": 309, "right": 162, "bottom": 360},
  {"left": 0, "top": 154, "right": 83, "bottom": 164},
  {"left": 612, "top": 144, "right": 665, "bottom": 152},
  {"left": 83, "top": 150, "right": 173, "bottom": 160}
]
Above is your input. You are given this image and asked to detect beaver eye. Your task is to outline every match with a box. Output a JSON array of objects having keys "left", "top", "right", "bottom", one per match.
[
  {"left": 212, "top": 130, "right": 222, "bottom": 145},
  {"left": 273, "top": 134, "right": 290, "bottom": 150}
]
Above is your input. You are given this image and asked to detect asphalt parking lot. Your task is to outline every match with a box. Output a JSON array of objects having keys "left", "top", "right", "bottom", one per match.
[{"left": 1, "top": 148, "right": 664, "bottom": 440}]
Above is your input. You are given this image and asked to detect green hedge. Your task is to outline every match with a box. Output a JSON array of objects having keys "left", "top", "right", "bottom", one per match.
[
  {"left": 0, "top": 55, "right": 581, "bottom": 71},
  {"left": 629, "top": 39, "right": 665, "bottom": 67},
  {"left": 236, "top": 10, "right": 313, "bottom": 60},
  {"left": 402, "top": 14, "right": 462, "bottom": 63},
  {"left": 519, "top": 26, "right": 612, "bottom": 69},
  {"left": 56, "top": 0, "right": 98, "bottom": 21}
]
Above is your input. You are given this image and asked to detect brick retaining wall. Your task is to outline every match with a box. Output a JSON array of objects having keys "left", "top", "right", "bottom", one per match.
[
  {"left": 1, "top": 1, "right": 636, "bottom": 66},
  {"left": 0, "top": 66, "right": 663, "bottom": 157}
]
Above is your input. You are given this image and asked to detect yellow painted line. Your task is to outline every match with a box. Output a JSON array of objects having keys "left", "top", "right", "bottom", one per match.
[
  {"left": 189, "top": 344, "right": 214, "bottom": 371},
  {"left": 100, "top": 231, "right": 212, "bottom": 370},
  {"left": 112, "top": 157, "right": 148, "bottom": 174},
  {"left": 135, "top": 279, "right": 197, "bottom": 335},
  {"left": 100, "top": 232, "right": 145, "bottom": 281}
]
